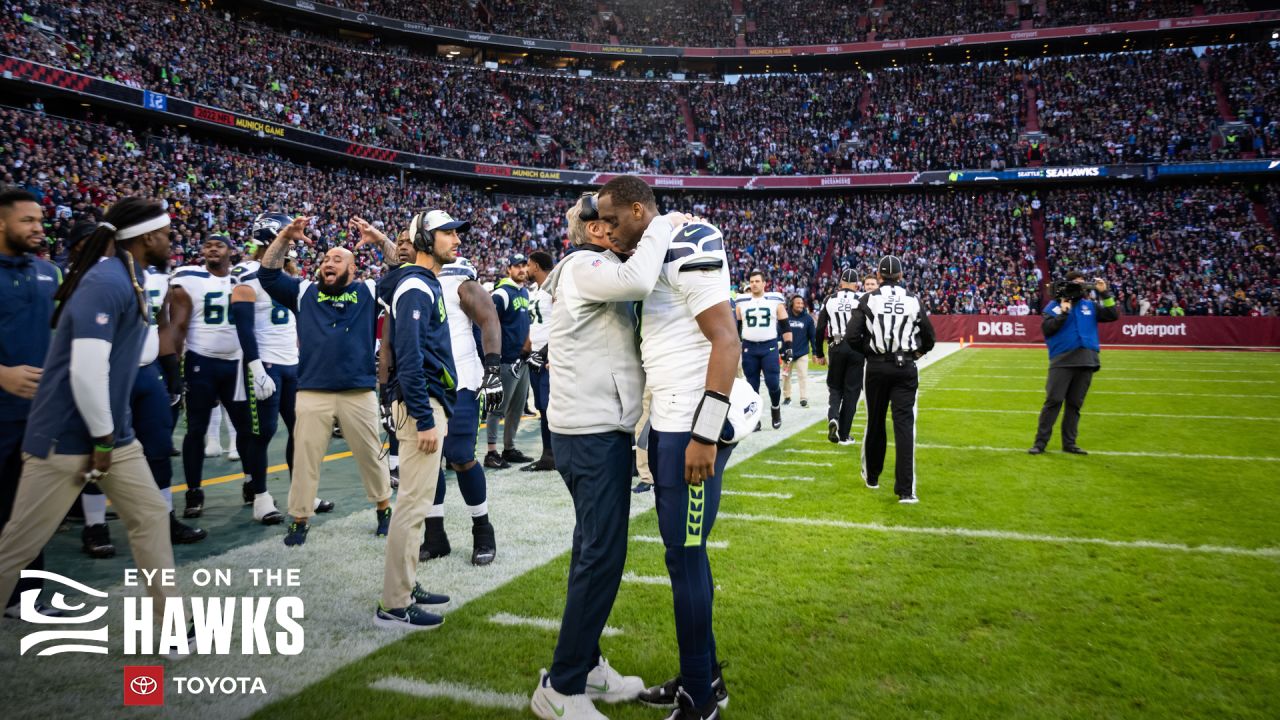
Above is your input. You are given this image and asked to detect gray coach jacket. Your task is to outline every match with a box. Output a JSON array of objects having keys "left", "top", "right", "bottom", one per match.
[{"left": 544, "top": 216, "right": 675, "bottom": 436}]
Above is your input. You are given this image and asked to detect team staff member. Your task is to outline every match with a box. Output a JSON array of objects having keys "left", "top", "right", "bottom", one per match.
[
  {"left": 814, "top": 269, "right": 872, "bottom": 445},
  {"left": 258, "top": 217, "right": 394, "bottom": 546},
  {"left": 484, "top": 255, "right": 533, "bottom": 469},
  {"left": 522, "top": 251, "right": 555, "bottom": 472},
  {"left": 530, "top": 184, "right": 687, "bottom": 720},
  {"left": 0, "top": 197, "right": 179, "bottom": 611},
  {"left": 782, "top": 295, "right": 815, "bottom": 408},
  {"left": 373, "top": 209, "right": 458, "bottom": 630},
  {"left": 0, "top": 189, "right": 59, "bottom": 617},
  {"left": 1029, "top": 272, "right": 1119, "bottom": 455},
  {"left": 845, "top": 256, "right": 934, "bottom": 504},
  {"left": 736, "top": 271, "right": 791, "bottom": 429}
]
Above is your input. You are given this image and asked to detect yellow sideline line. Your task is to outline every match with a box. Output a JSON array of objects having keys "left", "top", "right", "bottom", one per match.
[{"left": 168, "top": 414, "right": 539, "bottom": 493}]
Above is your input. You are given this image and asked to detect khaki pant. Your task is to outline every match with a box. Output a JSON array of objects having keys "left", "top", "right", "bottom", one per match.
[
  {"left": 0, "top": 441, "right": 176, "bottom": 609},
  {"left": 634, "top": 385, "right": 653, "bottom": 485},
  {"left": 290, "top": 389, "right": 392, "bottom": 520},
  {"left": 783, "top": 358, "right": 809, "bottom": 402},
  {"left": 382, "top": 399, "right": 446, "bottom": 609}
]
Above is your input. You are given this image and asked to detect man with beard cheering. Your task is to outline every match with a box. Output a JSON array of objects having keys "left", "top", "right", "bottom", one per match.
[{"left": 258, "top": 217, "right": 394, "bottom": 547}]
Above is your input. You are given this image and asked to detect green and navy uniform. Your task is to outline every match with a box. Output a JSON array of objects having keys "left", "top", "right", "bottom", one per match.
[{"left": 486, "top": 277, "right": 531, "bottom": 449}]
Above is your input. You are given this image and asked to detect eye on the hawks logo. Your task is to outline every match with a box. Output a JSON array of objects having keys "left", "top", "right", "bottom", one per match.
[
  {"left": 17, "top": 570, "right": 110, "bottom": 656},
  {"left": 124, "top": 666, "right": 165, "bottom": 706}
]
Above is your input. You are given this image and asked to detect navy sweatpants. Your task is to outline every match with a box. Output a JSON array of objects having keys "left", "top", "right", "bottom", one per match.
[
  {"left": 247, "top": 362, "right": 298, "bottom": 478},
  {"left": 548, "top": 430, "right": 633, "bottom": 695},
  {"left": 649, "top": 429, "right": 732, "bottom": 709},
  {"left": 742, "top": 339, "right": 782, "bottom": 407}
]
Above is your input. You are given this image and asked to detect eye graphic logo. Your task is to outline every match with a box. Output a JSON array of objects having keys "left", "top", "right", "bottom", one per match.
[
  {"left": 18, "top": 570, "right": 110, "bottom": 656},
  {"left": 124, "top": 666, "right": 165, "bottom": 706}
]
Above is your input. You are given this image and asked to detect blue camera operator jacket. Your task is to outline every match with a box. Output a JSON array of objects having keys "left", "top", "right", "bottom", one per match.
[{"left": 1042, "top": 292, "right": 1120, "bottom": 369}]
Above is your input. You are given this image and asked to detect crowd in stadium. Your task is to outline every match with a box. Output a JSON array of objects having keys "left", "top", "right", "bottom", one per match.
[
  {"left": 3, "top": 0, "right": 1275, "bottom": 176},
  {"left": 4, "top": 101, "right": 1275, "bottom": 317},
  {"left": 313, "top": 0, "right": 1248, "bottom": 46}
]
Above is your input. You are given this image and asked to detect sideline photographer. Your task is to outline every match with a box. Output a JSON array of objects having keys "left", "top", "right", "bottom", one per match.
[{"left": 1028, "top": 271, "right": 1119, "bottom": 456}]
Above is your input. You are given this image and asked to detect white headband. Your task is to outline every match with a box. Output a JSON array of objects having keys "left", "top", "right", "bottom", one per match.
[{"left": 115, "top": 215, "right": 171, "bottom": 240}]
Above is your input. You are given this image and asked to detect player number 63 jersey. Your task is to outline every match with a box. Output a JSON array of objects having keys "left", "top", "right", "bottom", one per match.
[
  {"left": 641, "top": 222, "right": 733, "bottom": 432},
  {"left": 737, "top": 291, "right": 785, "bottom": 342}
]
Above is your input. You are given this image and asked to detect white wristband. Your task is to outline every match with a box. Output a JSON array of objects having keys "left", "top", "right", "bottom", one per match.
[{"left": 691, "top": 391, "right": 731, "bottom": 445}]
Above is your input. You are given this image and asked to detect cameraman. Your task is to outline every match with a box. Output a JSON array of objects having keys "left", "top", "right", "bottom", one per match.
[{"left": 1028, "top": 271, "right": 1119, "bottom": 456}]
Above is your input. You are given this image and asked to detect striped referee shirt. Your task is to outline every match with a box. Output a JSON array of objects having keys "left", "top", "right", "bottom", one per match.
[
  {"left": 814, "top": 288, "right": 860, "bottom": 358},
  {"left": 847, "top": 283, "right": 936, "bottom": 357}
]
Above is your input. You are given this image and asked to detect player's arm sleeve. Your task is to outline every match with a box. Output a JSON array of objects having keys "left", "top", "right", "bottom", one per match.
[
  {"left": 573, "top": 215, "right": 675, "bottom": 302},
  {"left": 813, "top": 307, "right": 829, "bottom": 359},
  {"left": 1041, "top": 301, "right": 1067, "bottom": 337},
  {"left": 1096, "top": 292, "right": 1120, "bottom": 322},
  {"left": 393, "top": 289, "right": 436, "bottom": 431},
  {"left": 66, "top": 281, "right": 124, "bottom": 439},
  {"left": 257, "top": 267, "right": 300, "bottom": 312},
  {"left": 229, "top": 295, "right": 260, "bottom": 363}
]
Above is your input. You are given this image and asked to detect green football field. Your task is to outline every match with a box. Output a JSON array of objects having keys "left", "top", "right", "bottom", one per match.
[{"left": 247, "top": 347, "right": 1277, "bottom": 720}]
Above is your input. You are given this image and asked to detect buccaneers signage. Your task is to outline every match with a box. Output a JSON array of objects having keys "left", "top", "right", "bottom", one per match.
[{"left": 930, "top": 315, "right": 1280, "bottom": 348}]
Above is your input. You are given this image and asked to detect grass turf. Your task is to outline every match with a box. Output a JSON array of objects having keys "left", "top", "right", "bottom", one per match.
[{"left": 251, "top": 348, "right": 1280, "bottom": 720}]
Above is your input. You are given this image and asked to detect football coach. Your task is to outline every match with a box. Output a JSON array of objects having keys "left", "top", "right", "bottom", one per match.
[{"left": 1028, "top": 271, "right": 1119, "bottom": 455}]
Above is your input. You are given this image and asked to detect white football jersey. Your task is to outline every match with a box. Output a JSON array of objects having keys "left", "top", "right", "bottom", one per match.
[
  {"left": 528, "top": 281, "right": 552, "bottom": 349},
  {"left": 438, "top": 258, "right": 483, "bottom": 391},
  {"left": 641, "top": 222, "right": 733, "bottom": 432},
  {"left": 170, "top": 265, "right": 241, "bottom": 360},
  {"left": 737, "top": 291, "right": 785, "bottom": 342},
  {"left": 139, "top": 267, "right": 169, "bottom": 367},
  {"left": 230, "top": 260, "right": 299, "bottom": 365}
]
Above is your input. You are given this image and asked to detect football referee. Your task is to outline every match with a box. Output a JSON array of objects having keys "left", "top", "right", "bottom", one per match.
[
  {"left": 814, "top": 268, "right": 865, "bottom": 445},
  {"left": 845, "top": 256, "right": 934, "bottom": 504}
]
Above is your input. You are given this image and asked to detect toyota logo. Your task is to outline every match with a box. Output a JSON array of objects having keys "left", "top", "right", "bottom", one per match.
[{"left": 130, "top": 677, "right": 158, "bottom": 696}]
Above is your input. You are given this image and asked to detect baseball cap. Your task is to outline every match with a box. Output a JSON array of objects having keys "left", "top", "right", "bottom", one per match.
[
  {"left": 839, "top": 267, "right": 859, "bottom": 283},
  {"left": 508, "top": 253, "right": 528, "bottom": 267},
  {"left": 65, "top": 221, "right": 99, "bottom": 254},
  {"left": 878, "top": 255, "right": 903, "bottom": 276},
  {"left": 421, "top": 209, "right": 470, "bottom": 234}
]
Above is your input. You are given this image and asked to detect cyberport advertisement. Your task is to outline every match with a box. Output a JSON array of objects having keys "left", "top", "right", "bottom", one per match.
[{"left": 3, "top": 565, "right": 316, "bottom": 718}]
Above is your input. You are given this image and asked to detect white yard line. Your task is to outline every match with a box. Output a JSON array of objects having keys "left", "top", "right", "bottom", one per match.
[
  {"left": 946, "top": 373, "right": 1274, "bottom": 384},
  {"left": 929, "top": 387, "right": 1280, "bottom": 399},
  {"left": 763, "top": 460, "right": 833, "bottom": 467},
  {"left": 910, "top": 442, "right": 1280, "bottom": 463},
  {"left": 718, "top": 513, "right": 1280, "bottom": 559},
  {"left": 737, "top": 474, "right": 815, "bottom": 482},
  {"left": 621, "top": 572, "right": 671, "bottom": 586},
  {"left": 489, "top": 613, "right": 623, "bottom": 638},
  {"left": 369, "top": 677, "right": 529, "bottom": 710},
  {"left": 632, "top": 535, "right": 729, "bottom": 550},
  {"left": 722, "top": 490, "right": 792, "bottom": 500},
  {"left": 924, "top": 407, "right": 1280, "bottom": 422}
]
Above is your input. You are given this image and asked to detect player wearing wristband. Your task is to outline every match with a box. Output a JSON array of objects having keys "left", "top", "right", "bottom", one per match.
[{"left": 418, "top": 209, "right": 503, "bottom": 567}]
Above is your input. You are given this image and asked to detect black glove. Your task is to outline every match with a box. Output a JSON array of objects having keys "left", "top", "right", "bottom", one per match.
[
  {"left": 158, "top": 353, "right": 183, "bottom": 407},
  {"left": 782, "top": 343, "right": 794, "bottom": 364},
  {"left": 479, "top": 353, "right": 504, "bottom": 416},
  {"left": 528, "top": 346, "right": 548, "bottom": 370}
]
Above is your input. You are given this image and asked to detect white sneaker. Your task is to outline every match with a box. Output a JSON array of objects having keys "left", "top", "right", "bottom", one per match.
[
  {"left": 585, "top": 656, "right": 644, "bottom": 704},
  {"left": 204, "top": 439, "right": 222, "bottom": 458},
  {"left": 227, "top": 447, "right": 241, "bottom": 462},
  {"left": 531, "top": 669, "right": 608, "bottom": 720},
  {"left": 838, "top": 439, "right": 856, "bottom": 446},
  {"left": 253, "top": 493, "right": 284, "bottom": 525}
]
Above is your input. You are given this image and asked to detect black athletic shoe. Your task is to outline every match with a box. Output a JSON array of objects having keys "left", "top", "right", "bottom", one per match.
[
  {"left": 471, "top": 522, "right": 497, "bottom": 566},
  {"left": 170, "top": 512, "right": 208, "bottom": 544},
  {"left": 638, "top": 662, "right": 729, "bottom": 710},
  {"left": 827, "top": 419, "right": 840, "bottom": 443},
  {"left": 800, "top": 399, "right": 809, "bottom": 408},
  {"left": 241, "top": 482, "right": 253, "bottom": 505},
  {"left": 771, "top": 406, "right": 782, "bottom": 429},
  {"left": 1027, "top": 446, "right": 1045, "bottom": 455},
  {"left": 284, "top": 521, "right": 309, "bottom": 547},
  {"left": 1063, "top": 446, "right": 1089, "bottom": 455},
  {"left": 520, "top": 457, "right": 556, "bottom": 472},
  {"left": 331, "top": 423, "right": 343, "bottom": 439},
  {"left": 632, "top": 481, "right": 652, "bottom": 494},
  {"left": 182, "top": 488, "right": 205, "bottom": 518},
  {"left": 783, "top": 397, "right": 791, "bottom": 406},
  {"left": 315, "top": 499, "right": 335, "bottom": 513},
  {"left": 663, "top": 687, "right": 722, "bottom": 720},
  {"left": 419, "top": 516, "right": 451, "bottom": 561},
  {"left": 375, "top": 507, "right": 392, "bottom": 537},
  {"left": 483, "top": 450, "right": 509, "bottom": 469},
  {"left": 865, "top": 476, "right": 879, "bottom": 489},
  {"left": 81, "top": 523, "right": 115, "bottom": 559},
  {"left": 502, "top": 447, "right": 534, "bottom": 464}
]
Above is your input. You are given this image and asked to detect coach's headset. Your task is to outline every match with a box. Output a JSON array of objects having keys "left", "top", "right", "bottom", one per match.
[{"left": 577, "top": 192, "right": 599, "bottom": 222}]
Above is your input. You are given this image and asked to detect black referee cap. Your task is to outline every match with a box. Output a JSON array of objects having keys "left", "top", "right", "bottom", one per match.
[
  {"left": 878, "top": 255, "right": 903, "bottom": 276},
  {"left": 839, "top": 267, "right": 859, "bottom": 283}
]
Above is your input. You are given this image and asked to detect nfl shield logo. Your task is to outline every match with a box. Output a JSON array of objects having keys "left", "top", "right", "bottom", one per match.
[
  {"left": 412, "top": 309, "right": 421, "bottom": 320},
  {"left": 95, "top": 313, "right": 110, "bottom": 325}
]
